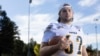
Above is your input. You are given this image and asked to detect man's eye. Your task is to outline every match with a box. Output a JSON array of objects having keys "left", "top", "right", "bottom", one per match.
[{"left": 62, "top": 10, "right": 66, "bottom": 12}]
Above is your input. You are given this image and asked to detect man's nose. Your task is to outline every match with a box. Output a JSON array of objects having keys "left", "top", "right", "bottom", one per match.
[{"left": 65, "top": 10, "right": 69, "bottom": 15}]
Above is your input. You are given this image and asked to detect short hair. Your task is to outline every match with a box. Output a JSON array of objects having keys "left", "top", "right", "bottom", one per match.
[
  {"left": 63, "top": 3, "right": 70, "bottom": 6},
  {"left": 57, "top": 3, "right": 73, "bottom": 22}
]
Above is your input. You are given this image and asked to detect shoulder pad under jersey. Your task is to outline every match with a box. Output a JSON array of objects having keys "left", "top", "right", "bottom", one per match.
[
  {"left": 46, "top": 23, "right": 58, "bottom": 30},
  {"left": 74, "top": 25, "right": 81, "bottom": 31}
]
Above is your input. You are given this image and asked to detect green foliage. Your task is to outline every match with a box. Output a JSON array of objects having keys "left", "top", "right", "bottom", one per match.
[
  {"left": 0, "top": 10, "right": 19, "bottom": 55},
  {"left": 0, "top": 6, "right": 39, "bottom": 56},
  {"left": 13, "top": 39, "right": 25, "bottom": 56},
  {"left": 86, "top": 45, "right": 99, "bottom": 56},
  {"left": 27, "top": 38, "right": 37, "bottom": 56},
  {"left": 0, "top": 11, "right": 19, "bottom": 55}
]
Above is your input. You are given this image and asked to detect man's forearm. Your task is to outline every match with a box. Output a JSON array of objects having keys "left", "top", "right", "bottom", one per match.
[
  {"left": 82, "top": 53, "right": 88, "bottom": 56},
  {"left": 40, "top": 45, "right": 59, "bottom": 56},
  {"left": 82, "top": 46, "right": 88, "bottom": 56}
]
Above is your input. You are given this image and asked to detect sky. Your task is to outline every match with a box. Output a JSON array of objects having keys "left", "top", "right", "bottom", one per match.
[{"left": 0, "top": 0, "right": 100, "bottom": 49}]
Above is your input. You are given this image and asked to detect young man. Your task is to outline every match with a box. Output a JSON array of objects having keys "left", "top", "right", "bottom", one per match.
[{"left": 40, "top": 3, "right": 88, "bottom": 56}]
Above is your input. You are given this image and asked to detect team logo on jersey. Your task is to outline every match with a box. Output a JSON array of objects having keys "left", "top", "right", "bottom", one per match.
[{"left": 69, "top": 32, "right": 77, "bottom": 34}]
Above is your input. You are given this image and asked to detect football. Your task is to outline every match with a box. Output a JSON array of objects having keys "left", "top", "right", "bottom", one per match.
[{"left": 48, "top": 36, "right": 63, "bottom": 45}]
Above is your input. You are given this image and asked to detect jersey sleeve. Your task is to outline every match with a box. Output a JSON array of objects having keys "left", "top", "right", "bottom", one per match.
[{"left": 42, "top": 23, "right": 56, "bottom": 42}]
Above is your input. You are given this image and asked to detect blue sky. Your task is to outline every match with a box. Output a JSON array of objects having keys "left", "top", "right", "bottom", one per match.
[{"left": 0, "top": 0, "right": 100, "bottom": 49}]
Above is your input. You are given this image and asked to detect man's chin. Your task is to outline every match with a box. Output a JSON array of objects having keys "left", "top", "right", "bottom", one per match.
[{"left": 64, "top": 18, "right": 72, "bottom": 22}]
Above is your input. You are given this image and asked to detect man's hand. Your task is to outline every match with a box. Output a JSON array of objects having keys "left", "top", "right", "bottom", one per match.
[{"left": 57, "top": 37, "right": 71, "bottom": 50}]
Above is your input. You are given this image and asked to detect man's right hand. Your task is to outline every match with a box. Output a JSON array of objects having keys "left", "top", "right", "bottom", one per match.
[{"left": 56, "top": 37, "right": 71, "bottom": 50}]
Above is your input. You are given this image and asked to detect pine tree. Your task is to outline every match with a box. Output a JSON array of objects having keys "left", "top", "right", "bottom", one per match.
[{"left": 0, "top": 7, "right": 19, "bottom": 55}]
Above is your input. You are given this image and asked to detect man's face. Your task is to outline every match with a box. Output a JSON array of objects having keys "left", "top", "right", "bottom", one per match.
[{"left": 59, "top": 6, "right": 73, "bottom": 22}]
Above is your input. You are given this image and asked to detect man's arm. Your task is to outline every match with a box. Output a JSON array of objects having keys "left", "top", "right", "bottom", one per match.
[
  {"left": 40, "top": 37, "right": 68, "bottom": 56},
  {"left": 82, "top": 46, "right": 88, "bottom": 56},
  {"left": 40, "top": 42, "right": 59, "bottom": 56}
]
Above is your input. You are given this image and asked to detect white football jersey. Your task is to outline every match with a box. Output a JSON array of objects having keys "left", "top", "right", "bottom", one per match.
[{"left": 42, "top": 23, "right": 86, "bottom": 56}]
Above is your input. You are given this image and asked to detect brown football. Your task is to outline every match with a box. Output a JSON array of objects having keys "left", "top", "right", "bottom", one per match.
[{"left": 48, "top": 36, "right": 63, "bottom": 45}]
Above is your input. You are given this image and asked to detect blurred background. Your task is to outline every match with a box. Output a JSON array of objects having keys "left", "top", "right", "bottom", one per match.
[{"left": 0, "top": 0, "right": 100, "bottom": 56}]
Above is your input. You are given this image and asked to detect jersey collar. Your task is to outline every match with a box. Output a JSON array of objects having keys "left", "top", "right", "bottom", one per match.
[{"left": 59, "top": 22, "right": 72, "bottom": 28}]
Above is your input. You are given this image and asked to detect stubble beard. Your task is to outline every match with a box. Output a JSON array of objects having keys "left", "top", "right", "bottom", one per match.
[{"left": 62, "top": 18, "right": 73, "bottom": 23}]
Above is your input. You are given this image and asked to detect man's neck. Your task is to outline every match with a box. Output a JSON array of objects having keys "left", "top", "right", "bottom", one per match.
[{"left": 60, "top": 21, "right": 72, "bottom": 25}]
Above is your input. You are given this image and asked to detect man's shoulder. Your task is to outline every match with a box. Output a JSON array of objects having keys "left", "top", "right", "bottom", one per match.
[
  {"left": 72, "top": 24, "right": 82, "bottom": 31},
  {"left": 49, "top": 22, "right": 59, "bottom": 26},
  {"left": 74, "top": 25, "right": 81, "bottom": 29},
  {"left": 46, "top": 22, "right": 59, "bottom": 30}
]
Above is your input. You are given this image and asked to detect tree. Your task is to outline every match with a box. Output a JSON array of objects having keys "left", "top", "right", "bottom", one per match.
[
  {"left": 13, "top": 39, "right": 25, "bottom": 56},
  {"left": 86, "top": 45, "right": 97, "bottom": 56},
  {"left": 27, "top": 38, "right": 36, "bottom": 56},
  {"left": 0, "top": 6, "right": 19, "bottom": 55}
]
